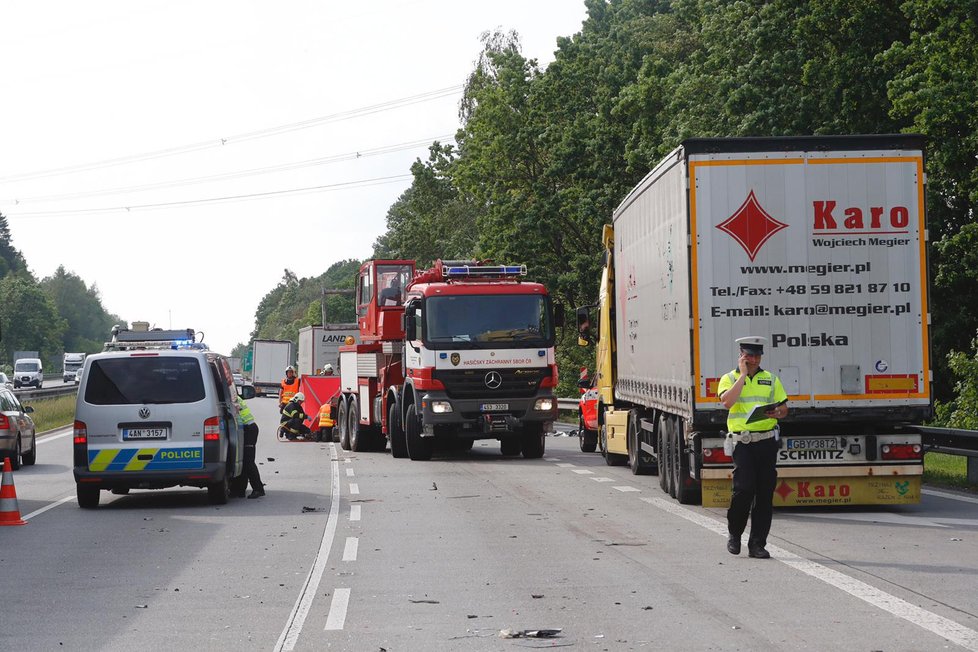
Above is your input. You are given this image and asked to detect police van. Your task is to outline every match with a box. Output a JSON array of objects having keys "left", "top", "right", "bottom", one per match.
[{"left": 72, "top": 327, "right": 255, "bottom": 508}]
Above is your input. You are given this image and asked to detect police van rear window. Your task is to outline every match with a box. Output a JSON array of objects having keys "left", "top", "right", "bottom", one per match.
[{"left": 84, "top": 357, "right": 206, "bottom": 405}]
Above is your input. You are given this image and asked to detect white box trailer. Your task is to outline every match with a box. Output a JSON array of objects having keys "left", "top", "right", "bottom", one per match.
[
  {"left": 251, "top": 339, "right": 293, "bottom": 397},
  {"left": 297, "top": 325, "right": 359, "bottom": 376},
  {"left": 596, "top": 135, "right": 929, "bottom": 506}
]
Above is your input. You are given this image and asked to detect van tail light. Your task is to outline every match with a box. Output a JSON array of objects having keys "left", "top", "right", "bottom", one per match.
[
  {"left": 203, "top": 417, "right": 221, "bottom": 441},
  {"left": 73, "top": 420, "right": 88, "bottom": 445},
  {"left": 881, "top": 443, "right": 922, "bottom": 460},
  {"left": 0, "top": 414, "right": 9, "bottom": 430},
  {"left": 702, "top": 446, "right": 732, "bottom": 465}
]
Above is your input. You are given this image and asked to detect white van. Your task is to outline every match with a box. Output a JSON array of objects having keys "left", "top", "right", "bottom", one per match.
[
  {"left": 13, "top": 358, "right": 43, "bottom": 389},
  {"left": 73, "top": 345, "right": 255, "bottom": 508}
]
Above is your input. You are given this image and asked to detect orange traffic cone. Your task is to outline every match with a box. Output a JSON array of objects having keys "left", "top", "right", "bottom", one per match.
[{"left": 0, "top": 456, "right": 27, "bottom": 526}]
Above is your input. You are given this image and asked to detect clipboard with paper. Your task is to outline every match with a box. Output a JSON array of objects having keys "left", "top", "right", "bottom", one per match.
[{"left": 745, "top": 399, "right": 787, "bottom": 424}]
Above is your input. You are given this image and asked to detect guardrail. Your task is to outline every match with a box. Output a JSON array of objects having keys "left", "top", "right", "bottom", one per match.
[
  {"left": 15, "top": 385, "right": 78, "bottom": 401},
  {"left": 557, "top": 398, "right": 578, "bottom": 412}
]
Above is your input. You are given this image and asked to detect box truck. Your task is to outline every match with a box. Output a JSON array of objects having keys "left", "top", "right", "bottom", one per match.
[
  {"left": 251, "top": 340, "right": 293, "bottom": 397},
  {"left": 578, "top": 135, "right": 929, "bottom": 507},
  {"left": 297, "top": 324, "right": 358, "bottom": 376}
]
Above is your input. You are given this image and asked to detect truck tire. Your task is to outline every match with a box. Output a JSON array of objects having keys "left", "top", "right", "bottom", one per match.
[
  {"left": 77, "top": 484, "right": 100, "bottom": 509},
  {"left": 657, "top": 416, "right": 669, "bottom": 493},
  {"left": 520, "top": 423, "right": 545, "bottom": 459},
  {"left": 349, "top": 397, "right": 367, "bottom": 452},
  {"left": 579, "top": 413, "right": 597, "bottom": 453},
  {"left": 389, "top": 401, "right": 407, "bottom": 458},
  {"left": 673, "top": 421, "right": 701, "bottom": 505},
  {"left": 500, "top": 437, "right": 521, "bottom": 456},
  {"left": 627, "top": 411, "right": 655, "bottom": 475},
  {"left": 337, "top": 399, "right": 351, "bottom": 450},
  {"left": 667, "top": 419, "right": 678, "bottom": 499},
  {"left": 405, "top": 404, "right": 432, "bottom": 461}
]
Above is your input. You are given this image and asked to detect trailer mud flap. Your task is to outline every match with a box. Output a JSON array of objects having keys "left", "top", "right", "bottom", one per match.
[{"left": 700, "top": 475, "right": 921, "bottom": 508}]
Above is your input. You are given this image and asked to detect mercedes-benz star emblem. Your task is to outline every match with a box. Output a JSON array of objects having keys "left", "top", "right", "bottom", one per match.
[
  {"left": 138, "top": 407, "right": 151, "bottom": 419},
  {"left": 485, "top": 371, "right": 502, "bottom": 390}
]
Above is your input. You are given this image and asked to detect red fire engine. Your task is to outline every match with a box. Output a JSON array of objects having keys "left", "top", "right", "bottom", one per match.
[{"left": 335, "top": 259, "right": 563, "bottom": 460}]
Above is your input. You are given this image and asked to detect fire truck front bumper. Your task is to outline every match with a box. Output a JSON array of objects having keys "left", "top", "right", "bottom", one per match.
[{"left": 418, "top": 392, "right": 557, "bottom": 437}]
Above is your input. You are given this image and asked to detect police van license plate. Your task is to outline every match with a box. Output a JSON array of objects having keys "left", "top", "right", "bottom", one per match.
[
  {"left": 481, "top": 403, "right": 508, "bottom": 412},
  {"left": 122, "top": 427, "right": 169, "bottom": 440},
  {"left": 785, "top": 437, "right": 839, "bottom": 451}
]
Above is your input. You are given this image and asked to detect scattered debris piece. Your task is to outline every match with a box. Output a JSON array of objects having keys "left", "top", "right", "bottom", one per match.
[
  {"left": 134, "top": 605, "right": 148, "bottom": 609},
  {"left": 467, "top": 614, "right": 478, "bottom": 619},
  {"left": 266, "top": 457, "right": 275, "bottom": 462},
  {"left": 431, "top": 482, "right": 438, "bottom": 490},
  {"left": 409, "top": 599, "right": 440, "bottom": 604},
  {"left": 499, "top": 628, "right": 562, "bottom": 639},
  {"left": 302, "top": 506, "right": 324, "bottom": 512},
  {"left": 531, "top": 594, "right": 544, "bottom": 599},
  {"left": 950, "top": 537, "right": 963, "bottom": 542}
]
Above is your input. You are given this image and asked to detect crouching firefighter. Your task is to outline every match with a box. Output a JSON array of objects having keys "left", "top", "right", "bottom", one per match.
[{"left": 279, "top": 392, "right": 311, "bottom": 441}]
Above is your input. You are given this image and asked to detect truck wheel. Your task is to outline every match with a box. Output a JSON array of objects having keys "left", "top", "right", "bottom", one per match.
[
  {"left": 389, "top": 401, "right": 407, "bottom": 458},
  {"left": 77, "top": 484, "right": 100, "bottom": 509},
  {"left": 520, "top": 423, "right": 545, "bottom": 459},
  {"left": 579, "top": 413, "right": 597, "bottom": 453},
  {"left": 673, "top": 421, "right": 701, "bottom": 505},
  {"left": 659, "top": 416, "right": 673, "bottom": 496},
  {"left": 349, "top": 397, "right": 366, "bottom": 452},
  {"left": 628, "top": 411, "right": 655, "bottom": 475},
  {"left": 500, "top": 437, "right": 521, "bottom": 456},
  {"left": 20, "top": 434, "right": 36, "bottom": 466},
  {"left": 405, "top": 404, "right": 432, "bottom": 461},
  {"left": 337, "top": 399, "right": 351, "bottom": 450}
]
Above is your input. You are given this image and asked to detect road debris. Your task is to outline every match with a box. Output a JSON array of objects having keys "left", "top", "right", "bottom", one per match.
[
  {"left": 499, "top": 628, "right": 562, "bottom": 639},
  {"left": 302, "top": 506, "right": 324, "bottom": 512},
  {"left": 409, "top": 598, "right": 440, "bottom": 604}
]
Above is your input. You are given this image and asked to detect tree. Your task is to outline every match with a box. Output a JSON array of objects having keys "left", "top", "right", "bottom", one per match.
[
  {"left": 41, "top": 266, "right": 124, "bottom": 353},
  {"left": 0, "top": 212, "right": 29, "bottom": 280},
  {"left": 0, "top": 275, "right": 66, "bottom": 369}
]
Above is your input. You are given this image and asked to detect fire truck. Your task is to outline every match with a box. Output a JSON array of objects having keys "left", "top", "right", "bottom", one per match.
[{"left": 335, "top": 259, "right": 563, "bottom": 460}]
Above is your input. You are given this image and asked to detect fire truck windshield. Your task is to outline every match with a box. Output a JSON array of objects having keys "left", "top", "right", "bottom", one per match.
[{"left": 424, "top": 294, "right": 553, "bottom": 349}]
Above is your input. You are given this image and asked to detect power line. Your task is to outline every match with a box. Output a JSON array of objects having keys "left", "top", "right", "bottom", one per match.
[
  {"left": 5, "top": 174, "right": 414, "bottom": 218},
  {"left": 3, "top": 134, "right": 455, "bottom": 205},
  {"left": 0, "top": 85, "right": 462, "bottom": 184}
]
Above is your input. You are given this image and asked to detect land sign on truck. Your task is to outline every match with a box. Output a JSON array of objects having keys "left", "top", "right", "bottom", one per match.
[
  {"left": 297, "top": 325, "right": 358, "bottom": 376},
  {"left": 578, "top": 135, "right": 929, "bottom": 507}
]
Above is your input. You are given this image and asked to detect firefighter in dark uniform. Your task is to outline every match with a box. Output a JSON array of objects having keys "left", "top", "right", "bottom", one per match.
[
  {"left": 280, "top": 392, "right": 311, "bottom": 440},
  {"left": 235, "top": 394, "right": 265, "bottom": 498},
  {"left": 717, "top": 336, "right": 788, "bottom": 559}
]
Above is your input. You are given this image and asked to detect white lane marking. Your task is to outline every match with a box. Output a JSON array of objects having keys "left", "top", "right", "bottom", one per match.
[
  {"left": 350, "top": 505, "right": 361, "bottom": 521},
  {"left": 274, "top": 443, "right": 341, "bottom": 652},
  {"left": 591, "top": 477, "right": 615, "bottom": 483},
  {"left": 613, "top": 486, "right": 641, "bottom": 492},
  {"left": 545, "top": 458, "right": 561, "bottom": 462},
  {"left": 324, "top": 588, "right": 351, "bottom": 631},
  {"left": 342, "top": 537, "right": 359, "bottom": 562},
  {"left": 344, "top": 459, "right": 351, "bottom": 464},
  {"left": 23, "top": 495, "right": 74, "bottom": 520},
  {"left": 924, "top": 488, "right": 978, "bottom": 505},
  {"left": 572, "top": 469, "right": 595, "bottom": 475},
  {"left": 37, "top": 429, "right": 72, "bottom": 444},
  {"left": 346, "top": 468, "right": 354, "bottom": 477},
  {"left": 791, "top": 512, "right": 978, "bottom": 529},
  {"left": 349, "top": 483, "right": 360, "bottom": 495},
  {"left": 641, "top": 496, "right": 978, "bottom": 651},
  {"left": 555, "top": 463, "right": 576, "bottom": 468}
]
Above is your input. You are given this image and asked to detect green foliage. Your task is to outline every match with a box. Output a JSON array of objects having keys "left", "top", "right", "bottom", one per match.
[
  {"left": 0, "top": 213, "right": 29, "bottom": 279},
  {"left": 25, "top": 393, "right": 76, "bottom": 433},
  {"left": 0, "top": 275, "right": 67, "bottom": 368},
  {"left": 933, "top": 330, "right": 978, "bottom": 429},
  {"left": 40, "top": 266, "right": 125, "bottom": 354},
  {"left": 248, "top": 259, "right": 361, "bottom": 347}
]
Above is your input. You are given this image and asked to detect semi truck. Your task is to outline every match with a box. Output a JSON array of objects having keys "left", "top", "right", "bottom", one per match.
[
  {"left": 63, "top": 352, "right": 86, "bottom": 383},
  {"left": 578, "top": 135, "right": 929, "bottom": 507},
  {"left": 334, "top": 259, "right": 563, "bottom": 460},
  {"left": 251, "top": 339, "right": 293, "bottom": 397},
  {"left": 297, "top": 324, "right": 358, "bottom": 376}
]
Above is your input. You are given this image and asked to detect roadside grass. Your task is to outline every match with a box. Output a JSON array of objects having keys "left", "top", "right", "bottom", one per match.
[
  {"left": 24, "top": 394, "right": 75, "bottom": 433},
  {"left": 923, "top": 452, "right": 975, "bottom": 491}
]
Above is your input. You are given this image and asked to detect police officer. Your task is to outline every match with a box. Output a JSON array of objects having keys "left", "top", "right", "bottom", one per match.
[
  {"left": 717, "top": 336, "right": 788, "bottom": 559},
  {"left": 280, "top": 392, "right": 311, "bottom": 440},
  {"left": 279, "top": 365, "right": 300, "bottom": 409},
  {"left": 235, "top": 394, "right": 265, "bottom": 498}
]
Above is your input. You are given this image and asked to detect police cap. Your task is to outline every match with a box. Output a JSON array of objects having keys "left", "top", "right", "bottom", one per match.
[{"left": 735, "top": 335, "right": 766, "bottom": 355}]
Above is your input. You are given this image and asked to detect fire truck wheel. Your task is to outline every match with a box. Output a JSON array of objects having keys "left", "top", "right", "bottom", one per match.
[
  {"left": 520, "top": 423, "right": 545, "bottom": 458},
  {"left": 349, "top": 397, "right": 367, "bottom": 452},
  {"left": 337, "top": 399, "right": 351, "bottom": 450},
  {"left": 405, "top": 404, "right": 432, "bottom": 461},
  {"left": 579, "top": 413, "right": 597, "bottom": 453},
  {"left": 500, "top": 437, "right": 521, "bottom": 456},
  {"left": 389, "top": 402, "right": 408, "bottom": 458}
]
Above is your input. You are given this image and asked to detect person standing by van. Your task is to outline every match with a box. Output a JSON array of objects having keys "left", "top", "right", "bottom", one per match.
[{"left": 236, "top": 394, "right": 265, "bottom": 498}]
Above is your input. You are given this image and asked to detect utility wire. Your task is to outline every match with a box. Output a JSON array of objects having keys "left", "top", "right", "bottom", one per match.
[
  {"left": 3, "top": 134, "right": 455, "bottom": 205},
  {"left": 0, "top": 85, "right": 462, "bottom": 184},
  {"left": 5, "top": 174, "right": 414, "bottom": 218}
]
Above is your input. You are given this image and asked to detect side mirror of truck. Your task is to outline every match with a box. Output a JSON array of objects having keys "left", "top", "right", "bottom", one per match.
[
  {"left": 553, "top": 304, "right": 565, "bottom": 329},
  {"left": 402, "top": 300, "right": 420, "bottom": 352}
]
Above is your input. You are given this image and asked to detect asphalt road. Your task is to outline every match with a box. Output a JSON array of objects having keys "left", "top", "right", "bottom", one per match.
[{"left": 4, "top": 398, "right": 978, "bottom": 651}]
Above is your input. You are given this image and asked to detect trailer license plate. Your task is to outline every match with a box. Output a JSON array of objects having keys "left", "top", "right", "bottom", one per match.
[
  {"left": 122, "top": 427, "right": 169, "bottom": 440},
  {"left": 481, "top": 403, "right": 508, "bottom": 412},
  {"left": 786, "top": 437, "right": 839, "bottom": 451}
]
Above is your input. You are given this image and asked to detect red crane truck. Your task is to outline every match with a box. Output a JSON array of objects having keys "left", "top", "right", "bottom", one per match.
[{"left": 334, "top": 259, "right": 563, "bottom": 460}]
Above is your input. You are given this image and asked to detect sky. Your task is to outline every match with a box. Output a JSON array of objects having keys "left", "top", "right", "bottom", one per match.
[{"left": 0, "top": 0, "right": 588, "bottom": 355}]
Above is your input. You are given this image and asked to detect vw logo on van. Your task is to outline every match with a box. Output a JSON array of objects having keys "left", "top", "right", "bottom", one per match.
[
  {"left": 485, "top": 371, "right": 503, "bottom": 390},
  {"left": 138, "top": 407, "right": 151, "bottom": 419}
]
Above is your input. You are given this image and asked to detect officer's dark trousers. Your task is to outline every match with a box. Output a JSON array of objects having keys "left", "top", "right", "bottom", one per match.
[
  {"left": 727, "top": 436, "right": 779, "bottom": 547},
  {"left": 243, "top": 423, "right": 263, "bottom": 490}
]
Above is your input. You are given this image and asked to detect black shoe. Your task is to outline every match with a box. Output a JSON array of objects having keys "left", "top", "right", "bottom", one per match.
[
  {"left": 748, "top": 545, "right": 770, "bottom": 559},
  {"left": 247, "top": 488, "right": 266, "bottom": 499},
  {"left": 726, "top": 536, "right": 741, "bottom": 555}
]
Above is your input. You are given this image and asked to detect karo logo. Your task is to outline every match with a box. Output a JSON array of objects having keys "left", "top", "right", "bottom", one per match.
[
  {"left": 716, "top": 190, "right": 788, "bottom": 261},
  {"left": 775, "top": 480, "right": 794, "bottom": 500}
]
